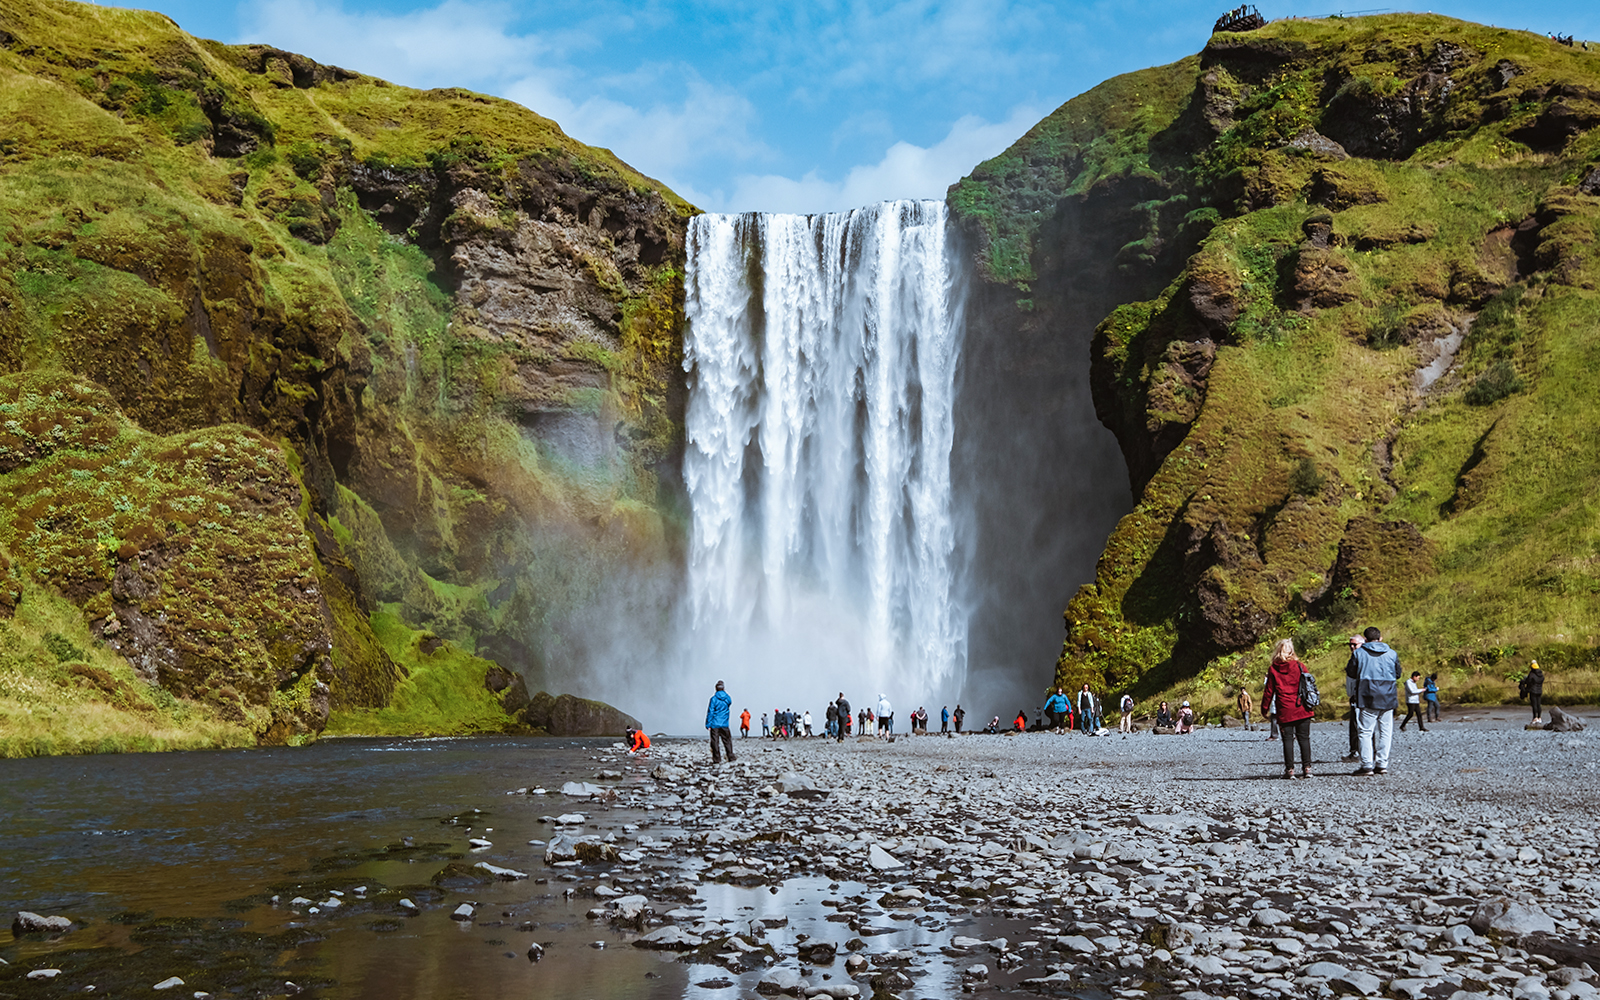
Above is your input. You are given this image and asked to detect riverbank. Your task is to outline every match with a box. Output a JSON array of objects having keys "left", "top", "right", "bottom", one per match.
[{"left": 3, "top": 715, "right": 1597, "bottom": 998}]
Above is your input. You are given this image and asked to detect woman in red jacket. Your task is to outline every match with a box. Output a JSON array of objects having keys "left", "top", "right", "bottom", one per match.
[{"left": 1262, "top": 638, "right": 1315, "bottom": 779}]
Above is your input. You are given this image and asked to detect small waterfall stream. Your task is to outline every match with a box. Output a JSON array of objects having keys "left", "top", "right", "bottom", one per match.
[{"left": 681, "top": 200, "right": 965, "bottom": 712}]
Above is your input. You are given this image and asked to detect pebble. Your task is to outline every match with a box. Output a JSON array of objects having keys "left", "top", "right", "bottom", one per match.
[{"left": 152, "top": 977, "right": 185, "bottom": 990}]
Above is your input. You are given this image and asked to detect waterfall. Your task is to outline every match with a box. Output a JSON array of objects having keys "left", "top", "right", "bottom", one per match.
[{"left": 681, "top": 200, "right": 966, "bottom": 715}]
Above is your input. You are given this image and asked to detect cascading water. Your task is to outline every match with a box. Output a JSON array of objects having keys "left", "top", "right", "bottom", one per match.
[{"left": 681, "top": 200, "right": 966, "bottom": 716}]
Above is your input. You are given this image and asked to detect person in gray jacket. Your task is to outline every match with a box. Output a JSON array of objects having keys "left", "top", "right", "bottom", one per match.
[{"left": 1346, "top": 626, "right": 1401, "bottom": 775}]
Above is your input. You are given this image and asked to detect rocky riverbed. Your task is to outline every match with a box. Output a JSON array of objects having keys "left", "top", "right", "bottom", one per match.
[{"left": 5, "top": 714, "right": 1599, "bottom": 1000}]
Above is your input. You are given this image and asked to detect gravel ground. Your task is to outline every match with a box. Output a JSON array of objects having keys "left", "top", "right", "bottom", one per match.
[{"left": 553, "top": 708, "right": 1600, "bottom": 999}]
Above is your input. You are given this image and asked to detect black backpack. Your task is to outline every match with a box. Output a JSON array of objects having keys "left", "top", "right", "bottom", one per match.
[{"left": 1298, "top": 668, "right": 1321, "bottom": 709}]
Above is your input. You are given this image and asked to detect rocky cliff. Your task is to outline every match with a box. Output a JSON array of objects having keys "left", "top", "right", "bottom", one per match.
[
  {"left": 0, "top": 0, "right": 688, "bottom": 750},
  {"left": 950, "top": 14, "right": 1600, "bottom": 705}
]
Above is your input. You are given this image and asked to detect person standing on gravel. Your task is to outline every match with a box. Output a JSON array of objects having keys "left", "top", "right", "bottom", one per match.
[
  {"left": 706, "top": 680, "right": 735, "bottom": 764},
  {"left": 1237, "top": 685, "right": 1255, "bottom": 731},
  {"left": 1044, "top": 688, "right": 1069, "bottom": 732},
  {"left": 740, "top": 708, "right": 751, "bottom": 738},
  {"left": 1519, "top": 661, "right": 1545, "bottom": 725},
  {"left": 953, "top": 704, "right": 965, "bottom": 733},
  {"left": 1263, "top": 639, "right": 1314, "bottom": 779},
  {"left": 1424, "top": 674, "right": 1440, "bottom": 723},
  {"left": 1119, "top": 693, "right": 1135, "bottom": 735},
  {"left": 1077, "top": 684, "right": 1096, "bottom": 734},
  {"left": 835, "top": 693, "right": 851, "bottom": 742},
  {"left": 877, "top": 694, "right": 893, "bottom": 737},
  {"left": 1347, "top": 627, "right": 1401, "bottom": 775},
  {"left": 941, "top": 705, "right": 950, "bottom": 734},
  {"left": 1400, "top": 672, "right": 1428, "bottom": 732}
]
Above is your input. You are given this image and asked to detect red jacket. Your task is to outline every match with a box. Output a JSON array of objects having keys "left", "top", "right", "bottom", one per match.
[{"left": 1263, "top": 657, "right": 1315, "bottom": 724}]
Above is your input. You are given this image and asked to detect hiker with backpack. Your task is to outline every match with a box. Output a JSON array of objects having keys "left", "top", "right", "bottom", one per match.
[{"left": 1263, "top": 638, "right": 1317, "bottom": 778}]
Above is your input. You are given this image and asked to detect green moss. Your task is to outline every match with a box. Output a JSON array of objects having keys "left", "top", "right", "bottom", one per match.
[{"left": 321, "top": 610, "right": 510, "bottom": 736}]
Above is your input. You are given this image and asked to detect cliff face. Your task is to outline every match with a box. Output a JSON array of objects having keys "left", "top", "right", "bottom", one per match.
[
  {"left": 0, "top": 0, "right": 689, "bottom": 749},
  {"left": 950, "top": 15, "right": 1600, "bottom": 699}
]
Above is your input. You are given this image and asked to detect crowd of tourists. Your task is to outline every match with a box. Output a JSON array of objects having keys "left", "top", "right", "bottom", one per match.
[{"left": 695, "top": 623, "right": 1553, "bottom": 767}]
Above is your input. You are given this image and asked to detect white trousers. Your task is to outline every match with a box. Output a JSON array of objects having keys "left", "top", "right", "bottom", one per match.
[{"left": 1355, "top": 708, "right": 1394, "bottom": 770}]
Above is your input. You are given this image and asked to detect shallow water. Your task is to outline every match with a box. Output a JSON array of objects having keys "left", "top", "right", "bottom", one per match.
[{"left": 0, "top": 736, "right": 704, "bottom": 999}]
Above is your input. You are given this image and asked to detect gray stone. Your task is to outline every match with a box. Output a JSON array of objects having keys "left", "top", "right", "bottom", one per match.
[
  {"left": 756, "top": 966, "right": 807, "bottom": 995},
  {"left": 560, "top": 781, "right": 607, "bottom": 798},
  {"left": 1390, "top": 979, "right": 1437, "bottom": 1000},
  {"left": 633, "top": 926, "right": 704, "bottom": 951},
  {"left": 153, "top": 977, "right": 185, "bottom": 990},
  {"left": 804, "top": 986, "right": 861, "bottom": 999},
  {"left": 473, "top": 861, "right": 528, "bottom": 880},
  {"left": 12, "top": 912, "right": 73, "bottom": 935},
  {"left": 26, "top": 970, "right": 62, "bottom": 980},
  {"left": 1056, "top": 934, "right": 1097, "bottom": 953},
  {"left": 451, "top": 904, "right": 475, "bottom": 921},
  {"left": 650, "top": 764, "right": 687, "bottom": 781},
  {"left": 868, "top": 844, "right": 903, "bottom": 870},
  {"left": 397, "top": 898, "right": 419, "bottom": 914},
  {"left": 1331, "top": 970, "right": 1383, "bottom": 995},
  {"left": 1470, "top": 898, "right": 1557, "bottom": 938},
  {"left": 1305, "top": 962, "right": 1354, "bottom": 980},
  {"left": 1252, "top": 907, "right": 1292, "bottom": 927},
  {"left": 775, "top": 772, "right": 830, "bottom": 799},
  {"left": 526, "top": 942, "right": 544, "bottom": 962}
]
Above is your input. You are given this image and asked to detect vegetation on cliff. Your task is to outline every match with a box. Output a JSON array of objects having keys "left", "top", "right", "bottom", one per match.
[
  {"left": 950, "top": 15, "right": 1600, "bottom": 712},
  {"left": 0, "top": 0, "right": 691, "bottom": 751}
]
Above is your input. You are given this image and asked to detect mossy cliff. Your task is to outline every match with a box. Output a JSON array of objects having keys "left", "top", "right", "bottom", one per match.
[
  {"left": 0, "top": 0, "right": 690, "bottom": 750},
  {"left": 949, "top": 15, "right": 1600, "bottom": 706}
]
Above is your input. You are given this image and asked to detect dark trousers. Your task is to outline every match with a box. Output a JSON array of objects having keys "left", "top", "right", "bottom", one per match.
[
  {"left": 1400, "top": 702, "right": 1426, "bottom": 730},
  {"left": 1347, "top": 710, "right": 1358, "bottom": 755},
  {"left": 1531, "top": 693, "right": 1543, "bottom": 720},
  {"left": 1046, "top": 710, "right": 1063, "bottom": 730},
  {"left": 1426, "top": 699, "right": 1439, "bottom": 722},
  {"left": 1279, "top": 717, "right": 1312, "bottom": 771},
  {"left": 709, "top": 726, "right": 734, "bottom": 763}
]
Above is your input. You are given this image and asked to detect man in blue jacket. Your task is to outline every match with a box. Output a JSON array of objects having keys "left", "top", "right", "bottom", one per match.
[
  {"left": 706, "top": 680, "right": 735, "bottom": 764},
  {"left": 1347, "top": 626, "right": 1401, "bottom": 776}
]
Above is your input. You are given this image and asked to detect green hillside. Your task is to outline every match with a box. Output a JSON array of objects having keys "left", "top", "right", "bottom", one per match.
[
  {"left": 950, "top": 14, "right": 1600, "bottom": 714},
  {"left": 0, "top": 0, "right": 689, "bottom": 752}
]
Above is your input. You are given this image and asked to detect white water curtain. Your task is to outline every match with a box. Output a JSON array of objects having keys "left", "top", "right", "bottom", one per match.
[{"left": 681, "top": 200, "right": 965, "bottom": 713}]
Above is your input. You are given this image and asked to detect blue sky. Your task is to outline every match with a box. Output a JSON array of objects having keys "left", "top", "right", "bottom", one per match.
[{"left": 127, "top": 0, "right": 1600, "bottom": 213}]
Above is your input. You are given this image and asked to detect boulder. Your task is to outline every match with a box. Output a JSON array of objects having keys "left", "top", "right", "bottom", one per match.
[
  {"left": 868, "top": 844, "right": 904, "bottom": 870},
  {"left": 756, "top": 967, "right": 807, "bottom": 995},
  {"left": 1546, "top": 706, "right": 1586, "bottom": 732},
  {"left": 560, "top": 781, "right": 607, "bottom": 798},
  {"left": 775, "top": 772, "right": 830, "bottom": 799},
  {"left": 1469, "top": 898, "right": 1557, "bottom": 938},
  {"left": 633, "top": 926, "right": 703, "bottom": 951},
  {"left": 473, "top": 861, "right": 528, "bottom": 880},
  {"left": 521, "top": 692, "right": 640, "bottom": 736},
  {"left": 12, "top": 912, "right": 72, "bottom": 935},
  {"left": 650, "top": 764, "right": 687, "bottom": 781}
]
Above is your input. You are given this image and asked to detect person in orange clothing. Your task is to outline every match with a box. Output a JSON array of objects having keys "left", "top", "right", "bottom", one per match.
[
  {"left": 1014, "top": 709, "right": 1027, "bottom": 732},
  {"left": 740, "top": 708, "right": 751, "bottom": 738},
  {"left": 628, "top": 727, "right": 651, "bottom": 753}
]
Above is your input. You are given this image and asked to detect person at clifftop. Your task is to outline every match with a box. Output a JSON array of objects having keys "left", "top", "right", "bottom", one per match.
[
  {"left": 740, "top": 708, "right": 751, "bottom": 739},
  {"left": 705, "top": 680, "right": 735, "bottom": 764},
  {"left": 1044, "top": 688, "right": 1069, "bottom": 732},
  {"left": 1348, "top": 626, "right": 1401, "bottom": 776}
]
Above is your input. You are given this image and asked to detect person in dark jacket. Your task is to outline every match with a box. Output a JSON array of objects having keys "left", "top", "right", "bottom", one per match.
[
  {"left": 705, "top": 680, "right": 735, "bottom": 764},
  {"left": 1264, "top": 638, "right": 1315, "bottom": 778},
  {"left": 1347, "top": 626, "right": 1401, "bottom": 775},
  {"left": 952, "top": 704, "right": 965, "bottom": 733},
  {"left": 835, "top": 693, "right": 851, "bottom": 742},
  {"left": 1520, "top": 662, "right": 1545, "bottom": 724},
  {"left": 1424, "top": 674, "right": 1440, "bottom": 723}
]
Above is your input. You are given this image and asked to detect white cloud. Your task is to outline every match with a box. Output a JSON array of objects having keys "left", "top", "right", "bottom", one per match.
[{"left": 721, "top": 104, "right": 1046, "bottom": 215}]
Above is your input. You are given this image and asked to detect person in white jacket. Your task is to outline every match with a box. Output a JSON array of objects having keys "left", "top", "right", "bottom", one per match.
[
  {"left": 1399, "top": 671, "right": 1428, "bottom": 732},
  {"left": 877, "top": 694, "right": 893, "bottom": 736}
]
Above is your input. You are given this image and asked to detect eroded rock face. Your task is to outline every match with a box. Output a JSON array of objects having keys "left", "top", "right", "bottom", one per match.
[{"left": 522, "top": 691, "right": 641, "bottom": 736}]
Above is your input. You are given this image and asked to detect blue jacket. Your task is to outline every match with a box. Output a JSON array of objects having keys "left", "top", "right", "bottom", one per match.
[
  {"left": 1043, "top": 693, "right": 1068, "bottom": 713},
  {"left": 705, "top": 690, "right": 732, "bottom": 729},
  {"left": 1347, "top": 641, "right": 1401, "bottom": 710}
]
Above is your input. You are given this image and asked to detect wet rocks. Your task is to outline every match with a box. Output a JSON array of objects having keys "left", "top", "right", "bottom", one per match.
[
  {"left": 450, "top": 903, "right": 475, "bottom": 921},
  {"left": 152, "top": 976, "right": 186, "bottom": 990},
  {"left": 472, "top": 862, "right": 528, "bottom": 880},
  {"left": 867, "top": 844, "right": 903, "bottom": 870},
  {"left": 12, "top": 911, "right": 72, "bottom": 934},
  {"left": 634, "top": 926, "right": 704, "bottom": 951}
]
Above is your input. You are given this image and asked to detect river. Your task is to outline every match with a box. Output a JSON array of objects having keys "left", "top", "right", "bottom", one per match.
[{"left": 1, "top": 736, "right": 702, "bottom": 999}]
